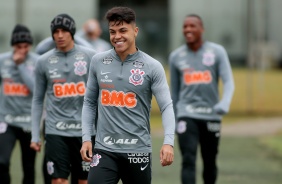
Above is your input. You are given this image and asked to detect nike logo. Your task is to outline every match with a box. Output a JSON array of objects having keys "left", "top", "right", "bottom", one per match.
[
  {"left": 140, "top": 164, "right": 148, "bottom": 171},
  {"left": 49, "top": 69, "right": 58, "bottom": 73},
  {"left": 101, "top": 71, "right": 111, "bottom": 75}
]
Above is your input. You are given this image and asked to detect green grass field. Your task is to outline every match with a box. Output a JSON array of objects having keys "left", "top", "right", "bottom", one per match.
[
  {"left": 10, "top": 132, "right": 282, "bottom": 184},
  {"left": 9, "top": 68, "right": 282, "bottom": 183}
]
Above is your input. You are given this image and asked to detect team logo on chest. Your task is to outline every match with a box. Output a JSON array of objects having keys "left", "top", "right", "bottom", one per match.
[
  {"left": 202, "top": 50, "right": 215, "bottom": 66},
  {"left": 102, "top": 57, "right": 113, "bottom": 64},
  {"left": 129, "top": 69, "right": 145, "bottom": 86},
  {"left": 74, "top": 61, "right": 87, "bottom": 76},
  {"left": 74, "top": 52, "right": 85, "bottom": 60},
  {"left": 133, "top": 61, "right": 144, "bottom": 68},
  {"left": 48, "top": 56, "right": 59, "bottom": 64}
]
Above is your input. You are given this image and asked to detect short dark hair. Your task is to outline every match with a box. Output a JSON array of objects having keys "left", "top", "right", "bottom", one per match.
[
  {"left": 105, "top": 6, "right": 136, "bottom": 25},
  {"left": 186, "top": 14, "right": 204, "bottom": 27}
]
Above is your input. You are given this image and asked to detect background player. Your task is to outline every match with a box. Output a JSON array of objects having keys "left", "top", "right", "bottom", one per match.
[
  {"left": 30, "top": 13, "right": 96, "bottom": 184},
  {"left": 169, "top": 14, "right": 235, "bottom": 184}
]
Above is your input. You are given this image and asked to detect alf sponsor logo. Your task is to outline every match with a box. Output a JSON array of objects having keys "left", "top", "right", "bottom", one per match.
[
  {"left": 101, "top": 90, "right": 137, "bottom": 108},
  {"left": 185, "top": 105, "right": 212, "bottom": 114},
  {"left": 103, "top": 136, "right": 138, "bottom": 145},
  {"left": 4, "top": 115, "right": 31, "bottom": 123},
  {"left": 53, "top": 82, "right": 85, "bottom": 98},
  {"left": 3, "top": 82, "right": 30, "bottom": 96},
  {"left": 184, "top": 70, "right": 212, "bottom": 85},
  {"left": 56, "top": 121, "right": 82, "bottom": 130}
]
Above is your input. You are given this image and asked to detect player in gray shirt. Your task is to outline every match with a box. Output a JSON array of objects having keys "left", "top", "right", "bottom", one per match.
[
  {"left": 80, "top": 6, "right": 175, "bottom": 184},
  {"left": 169, "top": 14, "right": 235, "bottom": 184},
  {"left": 0, "top": 24, "right": 38, "bottom": 184},
  {"left": 34, "top": 19, "right": 95, "bottom": 184},
  {"left": 30, "top": 14, "right": 96, "bottom": 184}
]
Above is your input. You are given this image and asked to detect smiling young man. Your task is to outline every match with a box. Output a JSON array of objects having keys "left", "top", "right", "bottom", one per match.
[
  {"left": 169, "top": 14, "right": 235, "bottom": 184},
  {"left": 80, "top": 6, "right": 175, "bottom": 184},
  {"left": 0, "top": 24, "right": 38, "bottom": 184},
  {"left": 30, "top": 14, "right": 96, "bottom": 184}
]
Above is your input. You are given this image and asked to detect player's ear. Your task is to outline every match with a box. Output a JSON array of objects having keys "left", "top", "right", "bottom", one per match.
[{"left": 134, "top": 27, "right": 139, "bottom": 37}]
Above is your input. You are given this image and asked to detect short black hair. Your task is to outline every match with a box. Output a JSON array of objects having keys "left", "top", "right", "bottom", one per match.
[
  {"left": 186, "top": 14, "right": 204, "bottom": 27},
  {"left": 105, "top": 6, "right": 136, "bottom": 25}
]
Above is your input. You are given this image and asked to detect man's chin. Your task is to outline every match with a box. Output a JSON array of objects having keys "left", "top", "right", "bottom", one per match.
[{"left": 114, "top": 47, "right": 125, "bottom": 53}]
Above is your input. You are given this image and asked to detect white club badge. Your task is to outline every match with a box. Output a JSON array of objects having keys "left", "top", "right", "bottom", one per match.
[
  {"left": 74, "top": 61, "right": 87, "bottom": 76},
  {"left": 0, "top": 122, "right": 7, "bottom": 134},
  {"left": 177, "top": 120, "right": 187, "bottom": 134},
  {"left": 129, "top": 69, "right": 145, "bottom": 86},
  {"left": 47, "top": 161, "right": 54, "bottom": 175},
  {"left": 90, "top": 154, "right": 102, "bottom": 167},
  {"left": 202, "top": 50, "right": 215, "bottom": 66}
]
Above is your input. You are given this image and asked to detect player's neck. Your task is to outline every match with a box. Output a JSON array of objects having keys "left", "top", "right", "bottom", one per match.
[
  {"left": 57, "top": 41, "right": 75, "bottom": 53},
  {"left": 187, "top": 40, "right": 203, "bottom": 52},
  {"left": 116, "top": 46, "right": 137, "bottom": 61}
]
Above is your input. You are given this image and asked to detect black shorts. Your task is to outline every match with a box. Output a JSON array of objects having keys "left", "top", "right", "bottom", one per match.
[
  {"left": 45, "top": 134, "right": 94, "bottom": 180},
  {"left": 88, "top": 149, "right": 152, "bottom": 184}
]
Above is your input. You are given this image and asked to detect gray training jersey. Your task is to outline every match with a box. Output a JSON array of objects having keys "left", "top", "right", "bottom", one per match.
[
  {"left": 31, "top": 44, "right": 96, "bottom": 143},
  {"left": 0, "top": 52, "right": 38, "bottom": 131},
  {"left": 82, "top": 49, "right": 175, "bottom": 153},
  {"left": 169, "top": 41, "right": 235, "bottom": 121}
]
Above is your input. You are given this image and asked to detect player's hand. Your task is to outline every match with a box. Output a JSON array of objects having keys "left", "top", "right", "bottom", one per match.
[
  {"left": 30, "top": 142, "right": 41, "bottom": 152},
  {"left": 160, "top": 144, "right": 174, "bottom": 167},
  {"left": 13, "top": 51, "right": 25, "bottom": 65},
  {"left": 80, "top": 141, "right": 93, "bottom": 162},
  {"left": 213, "top": 103, "right": 228, "bottom": 115}
]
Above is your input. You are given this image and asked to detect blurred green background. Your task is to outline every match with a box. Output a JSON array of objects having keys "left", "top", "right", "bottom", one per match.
[{"left": 2, "top": 0, "right": 282, "bottom": 183}]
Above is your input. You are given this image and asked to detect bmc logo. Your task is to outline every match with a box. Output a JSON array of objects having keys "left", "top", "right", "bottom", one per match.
[
  {"left": 3, "top": 82, "right": 30, "bottom": 96},
  {"left": 184, "top": 70, "right": 212, "bottom": 85},
  {"left": 53, "top": 82, "right": 85, "bottom": 98},
  {"left": 101, "top": 90, "right": 137, "bottom": 108}
]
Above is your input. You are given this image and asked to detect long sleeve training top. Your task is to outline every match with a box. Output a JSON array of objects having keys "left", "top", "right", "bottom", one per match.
[
  {"left": 169, "top": 41, "right": 235, "bottom": 121},
  {"left": 31, "top": 45, "right": 96, "bottom": 142},
  {"left": 82, "top": 49, "right": 175, "bottom": 153},
  {"left": 0, "top": 52, "right": 38, "bottom": 131}
]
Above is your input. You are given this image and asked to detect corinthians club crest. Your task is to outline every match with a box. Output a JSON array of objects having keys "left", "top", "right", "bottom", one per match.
[
  {"left": 47, "top": 161, "right": 54, "bottom": 175},
  {"left": 90, "top": 154, "right": 102, "bottom": 167},
  {"left": 74, "top": 61, "right": 87, "bottom": 76},
  {"left": 129, "top": 69, "right": 145, "bottom": 86},
  {"left": 202, "top": 50, "right": 215, "bottom": 66}
]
